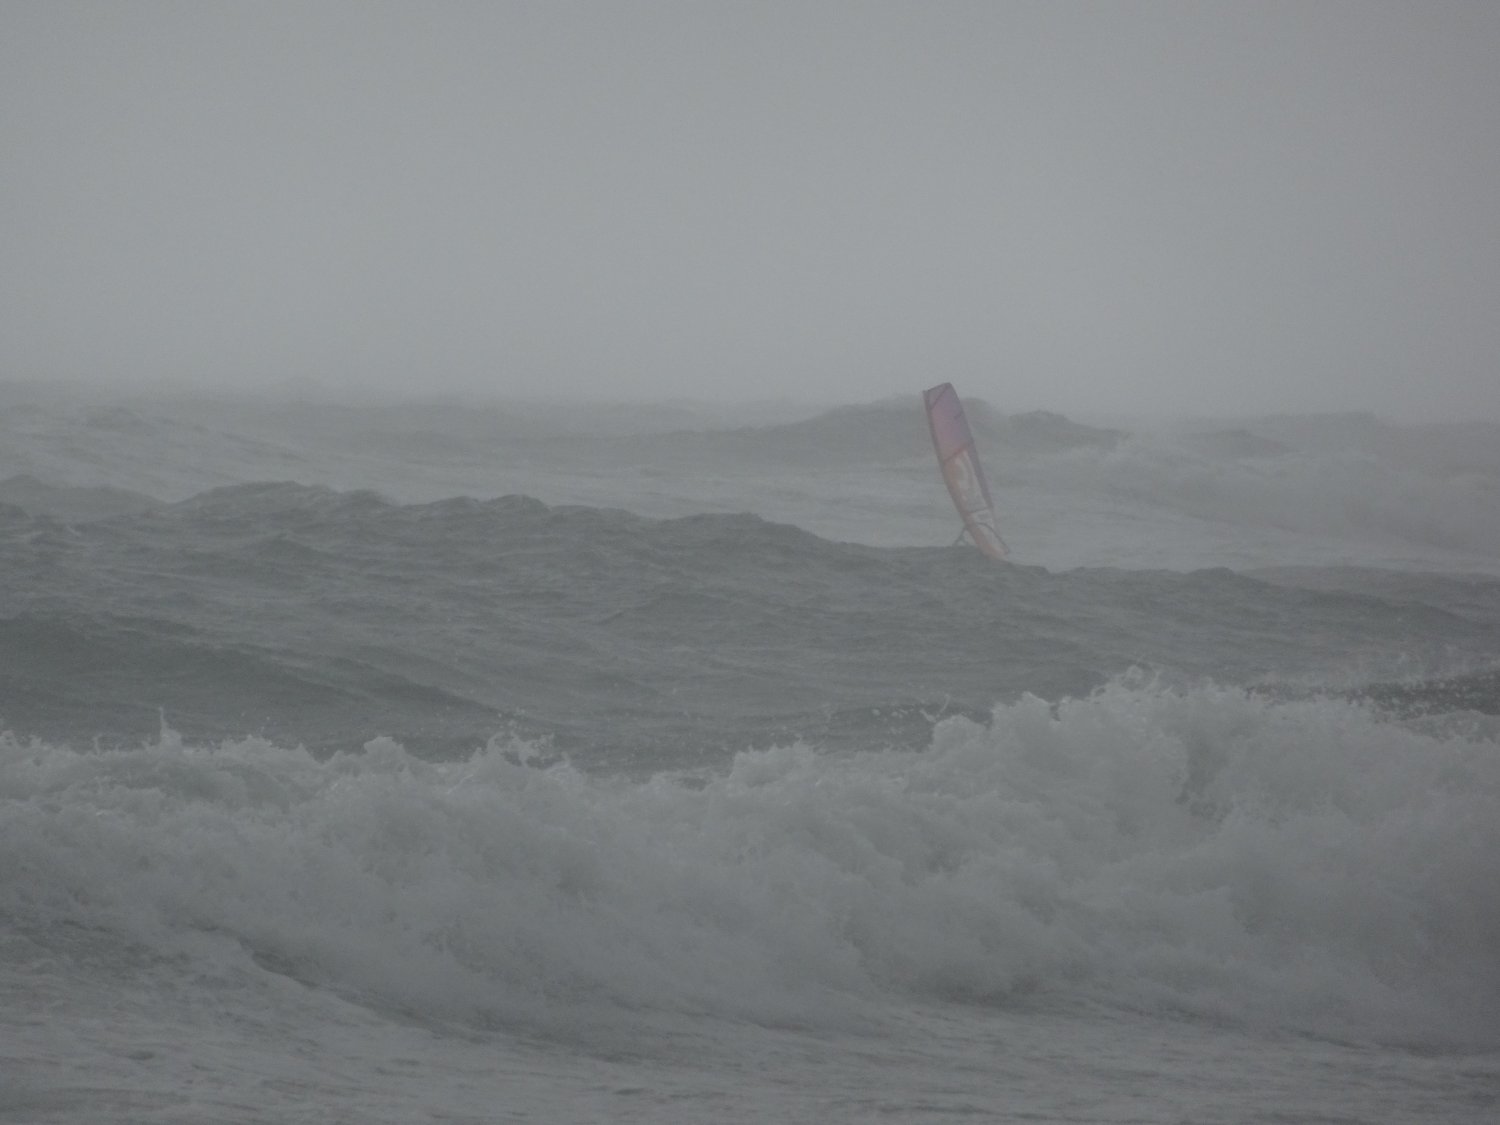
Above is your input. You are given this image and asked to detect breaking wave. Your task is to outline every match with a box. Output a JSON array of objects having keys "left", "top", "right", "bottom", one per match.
[{"left": 5, "top": 678, "right": 1496, "bottom": 1049}]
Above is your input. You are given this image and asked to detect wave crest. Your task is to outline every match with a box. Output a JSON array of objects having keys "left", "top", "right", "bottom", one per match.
[{"left": 3, "top": 679, "right": 1496, "bottom": 1047}]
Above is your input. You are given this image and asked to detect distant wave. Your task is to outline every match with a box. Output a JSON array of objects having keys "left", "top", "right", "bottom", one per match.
[
  {"left": 5, "top": 389, "right": 1497, "bottom": 565},
  {"left": 0, "top": 611, "right": 504, "bottom": 755},
  {"left": 1031, "top": 432, "right": 1500, "bottom": 556},
  {"left": 633, "top": 399, "right": 1123, "bottom": 467},
  {"left": 626, "top": 404, "right": 1500, "bottom": 559},
  {"left": 0, "top": 473, "right": 164, "bottom": 522},
  {"left": 3, "top": 482, "right": 1497, "bottom": 759}
]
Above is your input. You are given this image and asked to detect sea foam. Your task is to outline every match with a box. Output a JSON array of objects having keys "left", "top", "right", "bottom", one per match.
[{"left": 3, "top": 678, "right": 1497, "bottom": 1048}]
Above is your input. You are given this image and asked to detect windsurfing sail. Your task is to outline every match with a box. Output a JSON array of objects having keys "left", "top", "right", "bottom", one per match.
[{"left": 923, "top": 383, "right": 1009, "bottom": 560}]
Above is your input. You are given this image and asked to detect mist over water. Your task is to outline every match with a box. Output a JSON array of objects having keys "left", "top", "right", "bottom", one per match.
[{"left": 6, "top": 4, "right": 1500, "bottom": 420}]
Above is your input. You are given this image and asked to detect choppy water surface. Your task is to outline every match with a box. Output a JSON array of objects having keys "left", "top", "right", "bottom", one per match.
[{"left": 3, "top": 387, "right": 1498, "bottom": 1122}]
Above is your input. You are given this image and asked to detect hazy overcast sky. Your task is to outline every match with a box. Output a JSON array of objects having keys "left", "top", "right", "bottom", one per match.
[{"left": 3, "top": 1, "right": 1497, "bottom": 418}]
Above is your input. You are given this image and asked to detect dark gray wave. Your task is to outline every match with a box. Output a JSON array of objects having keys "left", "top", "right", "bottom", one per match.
[{"left": 2, "top": 482, "right": 1497, "bottom": 765}]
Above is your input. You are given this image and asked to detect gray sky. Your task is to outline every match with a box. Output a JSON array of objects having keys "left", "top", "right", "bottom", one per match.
[{"left": 3, "top": 1, "right": 1497, "bottom": 419}]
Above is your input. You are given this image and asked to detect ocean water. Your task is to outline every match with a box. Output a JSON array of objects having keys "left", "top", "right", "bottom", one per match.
[{"left": 2, "top": 386, "right": 1498, "bottom": 1123}]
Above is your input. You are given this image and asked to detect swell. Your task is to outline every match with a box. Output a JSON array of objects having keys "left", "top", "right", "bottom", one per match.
[
  {"left": 8, "top": 394, "right": 1497, "bottom": 564},
  {"left": 0, "top": 612, "right": 506, "bottom": 754},
  {"left": 1, "top": 482, "right": 1497, "bottom": 762}
]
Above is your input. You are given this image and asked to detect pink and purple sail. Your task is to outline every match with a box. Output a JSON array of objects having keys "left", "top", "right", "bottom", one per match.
[{"left": 923, "top": 383, "right": 1009, "bottom": 560}]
